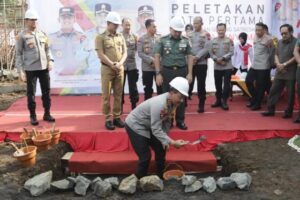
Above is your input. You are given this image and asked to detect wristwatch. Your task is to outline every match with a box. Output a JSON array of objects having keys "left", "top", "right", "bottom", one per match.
[
  {"left": 283, "top": 62, "right": 287, "bottom": 67},
  {"left": 155, "top": 71, "right": 161, "bottom": 75}
]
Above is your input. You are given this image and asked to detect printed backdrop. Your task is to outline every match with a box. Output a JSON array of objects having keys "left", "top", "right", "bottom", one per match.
[{"left": 28, "top": 0, "right": 299, "bottom": 95}]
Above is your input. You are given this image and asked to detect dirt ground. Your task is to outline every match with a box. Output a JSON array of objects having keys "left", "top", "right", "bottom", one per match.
[
  {"left": 1, "top": 86, "right": 300, "bottom": 200},
  {"left": 0, "top": 80, "right": 25, "bottom": 111}
]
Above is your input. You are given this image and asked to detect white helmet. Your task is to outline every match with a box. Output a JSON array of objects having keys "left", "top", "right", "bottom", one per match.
[
  {"left": 169, "top": 77, "right": 189, "bottom": 97},
  {"left": 25, "top": 9, "right": 39, "bottom": 20},
  {"left": 106, "top": 11, "right": 122, "bottom": 25},
  {"left": 170, "top": 16, "right": 185, "bottom": 32}
]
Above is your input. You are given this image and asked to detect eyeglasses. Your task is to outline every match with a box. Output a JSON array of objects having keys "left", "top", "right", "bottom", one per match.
[{"left": 281, "top": 32, "right": 289, "bottom": 36}]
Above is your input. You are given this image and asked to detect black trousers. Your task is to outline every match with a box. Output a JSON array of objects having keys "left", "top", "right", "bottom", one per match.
[
  {"left": 214, "top": 69, "right": 232, "bottom": 102},
  {"left": 162, "top": 67, "right": 187, "bottom": 123},
  {"left": 25, "top": 69, "right": 51, "bottom": 116},
  {"left": 188, "top": 64, "right": 207, "bottom": 103},
  {"left": 142, "top": 71, "right": 162, "bottom": 100},
  {"left": 125, "top": 124, "right": 166, "bottom": 179},
  {"left": 296, "top": 68, "right": 300, "bottom": 114},
  {"left": 267, "top": 78, "right": 295, "bottom": 115},
  {"left": 122, "top": 69, "right": 139, "bottom": 105},
  {"left": 245, "top": 68, "right": 270, "bottom": 107}
]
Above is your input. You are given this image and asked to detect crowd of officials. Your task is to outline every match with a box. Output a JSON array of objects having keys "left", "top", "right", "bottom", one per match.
[{"left": 15, "top": 6, "right": 300, "bottom": 180}]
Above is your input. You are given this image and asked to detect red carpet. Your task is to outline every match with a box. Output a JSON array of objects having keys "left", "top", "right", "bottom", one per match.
[{"left": 0, "top": 94, "right": 299, "bottom": 174}]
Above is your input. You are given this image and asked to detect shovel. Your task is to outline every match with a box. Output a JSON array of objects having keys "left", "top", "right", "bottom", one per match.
[
  {"left": 9, "top": 142, "right": 24, "bottom": 156},
  {"left": 189, "top": 135, "right": 206, "bottom": 145}
]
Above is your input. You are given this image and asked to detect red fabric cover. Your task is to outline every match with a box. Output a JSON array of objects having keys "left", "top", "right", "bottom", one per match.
[
  {"left": 94, "top": 132, "right": 129, "bottom": 152},
  {"left": 0, "top": 133, "right": 6, "bottom": 142},
  {"left": 3, "top": 132, "right": 20, "bottom": 142},
  {"left": 69, "top": 151, "right": 216, "bottom": 174},
  {"left": 60, "top": 132, "right": 97, "bottom": 152},
  {"left": 59, "top": 130, "right": 299, "bottom": 153}
]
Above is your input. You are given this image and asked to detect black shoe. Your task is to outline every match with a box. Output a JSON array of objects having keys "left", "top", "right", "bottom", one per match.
[
  {"left": 188, "top": 96, "right": 192, "bottom": 100},
  {"left": 105, "top": 121, "right": 115, "bottom": 130},
  {"left": 294, "top": 117, "right": 300, "bottom": 123},
  {"left": 221, "top": 102, "right": 229, "bottom": 110},
  {"left": 211, "top": 101, "right": 221, "bottom": 108},
  {"left": 131, "top": 103, "right": 136, "bottom": 110},
  {"left": 30, "top": 115, "right": 39, "bottom": 126},
  {"left": 261, "top": 111, "right": 275, "bottom": 117},
  {"left": 246, "top": 102, "right": 254, "bottom": 108},
  {"left": 176, "top": 122, "right": 188, "bottom": 130},
  {"left": 251, "top": 105, "right": 261, "bottom": 111},
  {"left": 113, "top": 118, "right": 125, "bottom": 128},
  {"left": 282, "top": 113, "right": 292, "bottom": 119},
  {"left": 43, "top": 114, "right": 55, "bottom": 122},
  {"left": 197, "top": 107, "right": 204, "bottom": 113}
]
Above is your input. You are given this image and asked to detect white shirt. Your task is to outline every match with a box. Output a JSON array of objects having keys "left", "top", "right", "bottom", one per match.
[{"left": 232, "top": 43, "right": 254, "bottom": 70}]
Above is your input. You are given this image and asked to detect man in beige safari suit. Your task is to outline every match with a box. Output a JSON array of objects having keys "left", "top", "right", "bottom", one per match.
[{"left": 95, "top": 11, "right": 127, "bottom": 130}]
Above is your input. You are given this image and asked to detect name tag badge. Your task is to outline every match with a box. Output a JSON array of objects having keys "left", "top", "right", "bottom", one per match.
[{"left": 179, "top": 43, "right": 187, "bottom": 48}]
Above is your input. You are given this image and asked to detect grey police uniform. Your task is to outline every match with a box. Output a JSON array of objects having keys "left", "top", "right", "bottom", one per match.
[
  {"left": 137, "top": 33, "right": 162, "bottom": 100},
  {"left": 125, "top": 92, "right": 174, "bottom": 178},
  {"left": 122, "top": 32, "right": 139, "bottom": 109},
  {"left": 189, "top": 30, "right": 210, "bottom": 108},
  {"left": 15, "top": 30, "right": 53, "bottom": 116},
  {"left": 246, "top": 34, "right": 274, "bottom": 108},
  {"left": 209, "top": 37, "right": 234, "bottom": 104}
]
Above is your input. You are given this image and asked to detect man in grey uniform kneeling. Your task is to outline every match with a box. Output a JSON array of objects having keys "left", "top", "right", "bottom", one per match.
[{"left": 125, "top": 77, "right": 189, "bottom": 179}]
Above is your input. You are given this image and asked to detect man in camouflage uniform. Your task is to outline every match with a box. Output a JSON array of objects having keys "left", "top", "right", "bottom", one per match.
[
  {"left": 154, "top": 16, "right": 193, "bottom": 130},
  {"left": 95, "top": 12, "right": 127, "bottom": 130},
  {"left": 16, "top": 9, "right": 55, "bottom": 126},
  {"left": 208, "top": 23, "right": 234, "bottom": 110},
  {"left": 137, "top": 19, "right": 162, "bottom": 100},
  {"left": 188, "top": 16, "right": 211, "bottom": 113},
  {"left": 121, "top": 18, "right": 139, "bottom": 110}
]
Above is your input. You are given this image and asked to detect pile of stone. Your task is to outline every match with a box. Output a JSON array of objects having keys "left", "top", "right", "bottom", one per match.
[
  {"left": 181, "top": 172, "right": 252, "bottom": 193},
  {"left": 23, "top": 171, "right": 251, "bottom": 197},
  {"left": 24, "top": 172, "right": 163, "bottom": 197}
]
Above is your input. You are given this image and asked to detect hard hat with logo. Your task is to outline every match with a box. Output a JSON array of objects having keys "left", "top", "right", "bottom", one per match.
[
  {"left": 169, "top": 77, "right": 189, "bottom": 97},
  {"left": 25, "top": 9, "right": 39, "bottom": 20},
  {"left": 170, "top": 16, "right": 185, "bottom": 32},
  {"left": 106, "top": 11, "right": 122, "bottom": 25}
]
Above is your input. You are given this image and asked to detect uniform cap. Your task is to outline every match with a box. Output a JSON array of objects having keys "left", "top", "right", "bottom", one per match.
[
  {"left": 106, "top": 11, "right": 122, "bottom": 25},
  {"left": 59, "top": 7, "right": 75, "bottom": 16},
  {"left": 170, "top": 16, "right": 185, "bottom": 32},
  {"left": 138, "top": 5, "right": 154, "bottom": 16},
  {"left": 25, "top": 9, "right": 39, "bottom": 20},
  {"left": 169, "top": 77, "right": 189, "bottom": 97},
  {"left": 95, "top": 3, "right": 111, "bottom": 14}
]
